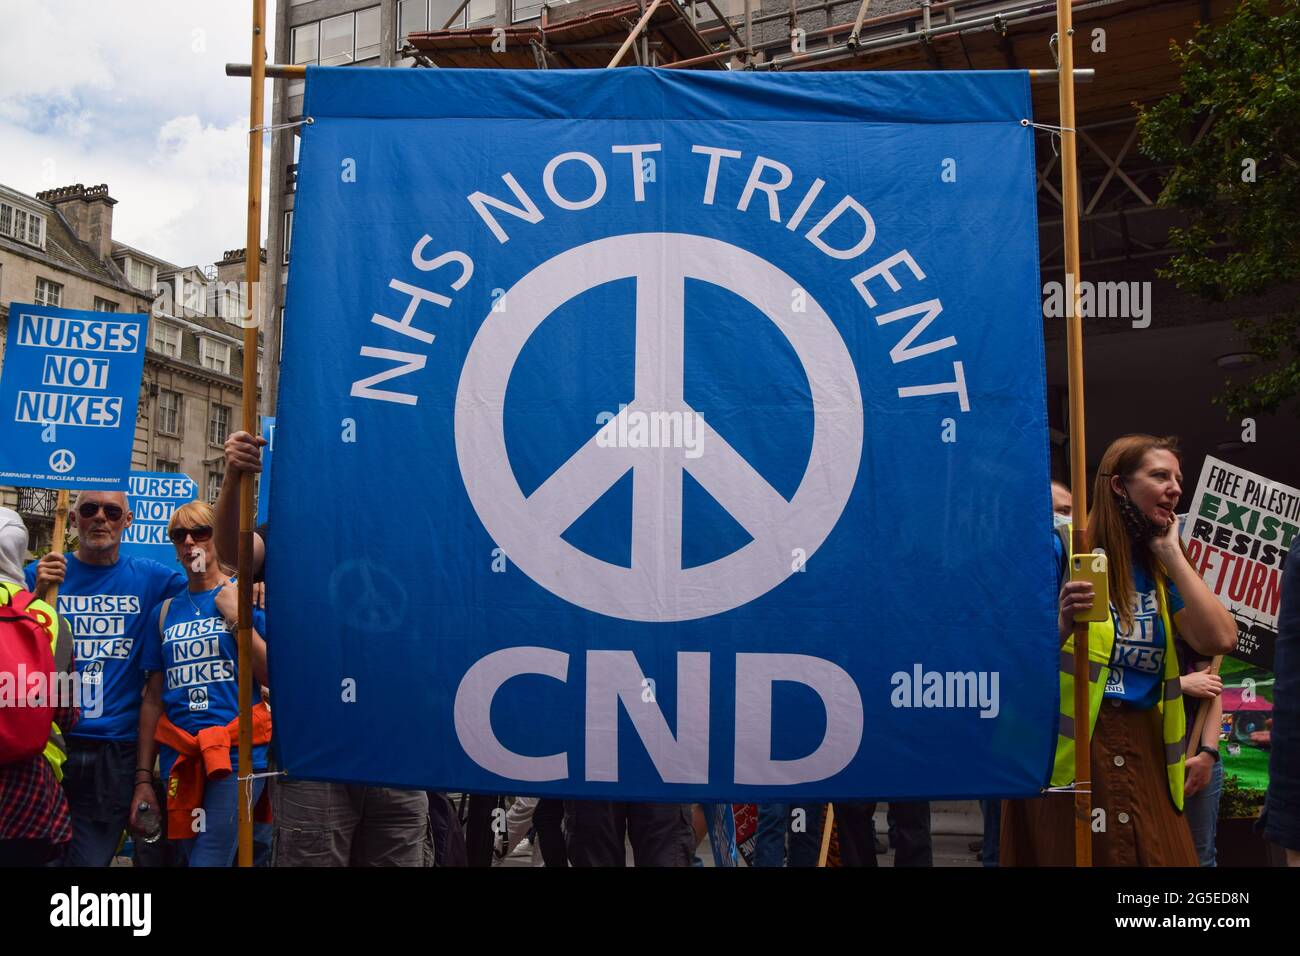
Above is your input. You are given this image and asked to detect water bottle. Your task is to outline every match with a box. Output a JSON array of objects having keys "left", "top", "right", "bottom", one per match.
[{"left": 136, "top": 801, "right": 162, "bottom": 845}]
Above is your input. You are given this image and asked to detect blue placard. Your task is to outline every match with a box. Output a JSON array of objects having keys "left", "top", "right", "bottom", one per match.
[
  {"left": 0, "top": 302, "right": 147, "bottom": 490},
  {"left": 118, "top": 471, "right": 198, "bottom": 565},
  {"left": 256, "top": 416, "right": 275, "bottom": 525},
  {"left": 268, "top": 67, "right": 1058, "bottom": 801}
]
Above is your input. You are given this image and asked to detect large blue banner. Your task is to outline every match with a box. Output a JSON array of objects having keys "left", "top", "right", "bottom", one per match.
[
  {"left": 0, "top": 302, "right": 147, "bottom": 491},
  {"left": 269, "top": 67, "right": 1058, "bottom": 801}
]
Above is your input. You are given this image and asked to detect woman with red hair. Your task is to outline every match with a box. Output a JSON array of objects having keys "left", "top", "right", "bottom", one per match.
[{"left": 1002, "top": 435, "right": 1236, "bottom": 866}]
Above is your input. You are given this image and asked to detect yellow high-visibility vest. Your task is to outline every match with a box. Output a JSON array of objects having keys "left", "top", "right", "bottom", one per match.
[{"left": 1049, "top": 528, "right": 1186, "bottom": 811}]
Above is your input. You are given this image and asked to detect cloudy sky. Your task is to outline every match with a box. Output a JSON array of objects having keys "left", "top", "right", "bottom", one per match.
[{"left": 0, "top": 0, "right": 278, "bottom": 267}]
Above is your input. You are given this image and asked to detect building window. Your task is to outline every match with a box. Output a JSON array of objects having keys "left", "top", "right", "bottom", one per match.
[
  {"left": 398, "top": 0, "right": 428, "bottom": 46},
  {"left": 0, "top": 201, "right": 45, "bottom": 248},
  {"left": 156, "top": 459, "right": 179, "bottom": 473},
  {"left": 151, "top": 321, "right": 181, "bottom": 357},
  {"left": 356, "top": 6, "right": 380, "bottom": 60},
  {"left": 223, "top": 290, "right": 243, "bottom": 325},
  {"left": 93, "top": 297, "right": 118, "bottom": 312},
  {"left": 208, "top": 404, "right": 230, "bottom": 447},
  {"left": 127, "top": 258, "right": 154, "bottom": 291},
  {"left": 320, "top": 13, "right": 354, "bottom": 65},
  {"left": 34, "top": 277, "right": 62, "bottom": 307},
  {"left": 158, "top": 389, "right": 182, "bottom": 436},
  {"left": 283, "top": 210, "right": 293, "bottom": 265},
  {"left": 291, "top": 22, "right": 319, "bottom": 64},
  {"left": 211, "top": 282, "right": 243, "bottom": 326},
  {"left": 180, "top": 277, "right": 208, "bottom": 317},
  {"left": 513, "top": 0, "right": 546, "bottom": 23},
  {"left": 207, "top": 468, "right": 224, "bottom": 504},
  {"left": 298, "top": 7, "right": 381, "bottom": 66},
  {"left": 200, "top": 339, "right": 231, "bottom": 375},
  {"left": 402, "top": 0, "right": 495, "bottom": 38}
]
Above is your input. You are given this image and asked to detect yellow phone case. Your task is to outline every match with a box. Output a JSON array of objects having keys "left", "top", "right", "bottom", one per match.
[{"left": 1071, "top": 552, "right": 1110, "bottom": 623}]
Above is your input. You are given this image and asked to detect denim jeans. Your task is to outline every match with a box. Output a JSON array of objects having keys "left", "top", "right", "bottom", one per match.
[
  {"left": 753, "top": 804, "right": 822, "bottom": 867},
  {"left": 55, "top": 738, "right": 136, "bottom": 867},
  {"left": 174, "top": 774, "right": 269, "bottom": 867},
  {"left": 1183, "top": 758, "right": 1223, "bottom": 867}
]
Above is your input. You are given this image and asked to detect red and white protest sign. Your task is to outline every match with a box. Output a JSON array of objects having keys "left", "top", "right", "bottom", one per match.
[{"left": 1182, "top": 456, "right": 1298, "bottom": 669}]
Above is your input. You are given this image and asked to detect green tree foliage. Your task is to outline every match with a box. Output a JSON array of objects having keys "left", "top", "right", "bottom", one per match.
[{"left": 1137, "top": 0, "right": 1300, "bottom": 416}]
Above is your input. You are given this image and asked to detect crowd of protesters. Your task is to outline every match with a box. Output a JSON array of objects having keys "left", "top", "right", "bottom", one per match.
[{"left": 1, "top": 431, "right": 1297, "bottom": 867}]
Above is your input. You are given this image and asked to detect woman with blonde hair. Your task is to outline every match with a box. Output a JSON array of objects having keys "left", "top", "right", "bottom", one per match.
[
  {"left": 131, "top": 500, "right": 272, "bottom": 865},
  {"left": 1002, "top": 434, "right": 1236, "bottom": 866}
]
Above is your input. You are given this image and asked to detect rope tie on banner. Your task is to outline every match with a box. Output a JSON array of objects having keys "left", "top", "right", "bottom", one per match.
[
  {"left": 239, "top": 769, "right": 288, "bottom": 819},
  {"left": 251, "top": 117, "right": 314, "bottom": 136},
  {"left": 1043, "top": 783, "right": 1091, "bottom": 794},
  {"left": 1020, "top": 118, "right": 1076, "bottom": 156}
]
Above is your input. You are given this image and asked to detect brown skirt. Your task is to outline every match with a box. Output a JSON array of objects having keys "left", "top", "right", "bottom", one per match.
[{"left": 1001, "top": 698, "right": 1197, "bottom": 866}]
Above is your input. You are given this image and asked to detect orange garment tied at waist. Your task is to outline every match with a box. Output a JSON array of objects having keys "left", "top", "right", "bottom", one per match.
[{"left": 155, "top": 701, "right": 273, "bottom": 840}]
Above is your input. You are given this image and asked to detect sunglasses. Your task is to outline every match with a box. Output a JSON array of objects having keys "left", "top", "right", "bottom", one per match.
[
  {"left": 169, "top": 525, "right": 214, "bottom": 545},
  {"left": 77, "top": 502, "right": 124, "bottom": 521}
]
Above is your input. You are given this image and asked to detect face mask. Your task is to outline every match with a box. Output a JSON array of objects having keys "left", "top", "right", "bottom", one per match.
[
  {"left": 1116, "top": 479, "right": 1162, "bottom": 545},
  {"left": 1052, "top": 512, "right": 1071, "bottom": 530}
]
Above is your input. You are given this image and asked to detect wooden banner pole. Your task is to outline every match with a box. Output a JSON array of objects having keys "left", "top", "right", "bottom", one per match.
[
  {"left": 235, "top": 0, "right": 267, "bottom": 868},
  {"left": 817, "top": 803, "right": 835, "bottom": 867},
  {"left": 35, "top": 490, "right": 71, "bottom": 607},
  {"left": 1055, "top": 0, "right": 1091, "bottom": 868}
]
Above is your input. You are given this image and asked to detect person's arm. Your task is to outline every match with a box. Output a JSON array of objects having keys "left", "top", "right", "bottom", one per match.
[
  {"left": 215, "top": 430, "right": 267, "bottom": 576},
  {"left": 1184, "top": 687, "right": 1223, "bottom": 798},
  {"left": 249, "top": 627, "right": 269, "bottom": 688},
  {"left": 130, "top": 672, "right": 165, "bottom": 834},
  {"left": 41, "top": 605, "right": 78, "bottom": 733},
  {"left": 1150, "top": 521, "right": 1236, "bottom": 656}
]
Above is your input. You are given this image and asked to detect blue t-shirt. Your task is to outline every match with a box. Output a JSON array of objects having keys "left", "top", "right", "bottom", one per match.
[
  {"left": 1052, "top": 535, "right": 1184, "bottom": 709},
  {"left": 25, "top": 554, "right": 186, "bottom": 740},
  {"left": 141, "top": 584, "right": 268, "bottom": 781},
  {"left": 1105, "top": 563, "right": 1184, "bottom": 708}
]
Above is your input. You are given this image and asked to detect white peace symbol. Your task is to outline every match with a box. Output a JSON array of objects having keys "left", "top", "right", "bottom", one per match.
[
  {"left": 455, "top": 233, "right": 863, "bottom": 622},
  {"left": 49, "top": 449, "right": 75, "bottom": 473}
]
